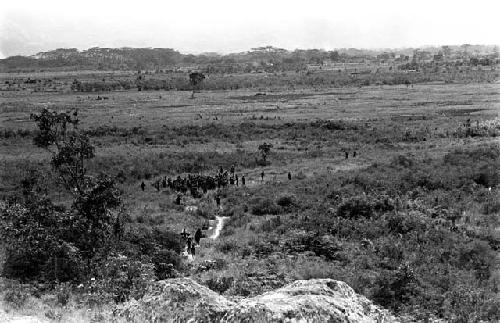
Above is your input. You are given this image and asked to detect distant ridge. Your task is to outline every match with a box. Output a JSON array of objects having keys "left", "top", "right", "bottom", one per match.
[{"left": 0, "top": 45, "right": 497, "bottom": 72}]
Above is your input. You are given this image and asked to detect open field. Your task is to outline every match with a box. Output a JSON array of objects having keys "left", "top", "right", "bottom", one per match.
[{"left": 0, "top": 70, "right": 499, "bottom": 321}]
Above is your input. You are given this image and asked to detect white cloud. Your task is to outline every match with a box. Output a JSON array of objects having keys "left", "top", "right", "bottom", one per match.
[{"left": 1, "top": 0, "right": 499, "bottom": 56}]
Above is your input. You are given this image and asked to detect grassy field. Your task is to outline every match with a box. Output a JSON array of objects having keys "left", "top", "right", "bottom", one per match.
[{"left": 0, "top": 71, "right": 499, "bottom": 321}]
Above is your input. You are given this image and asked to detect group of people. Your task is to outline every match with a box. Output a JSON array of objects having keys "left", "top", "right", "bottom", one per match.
[
  {"left": 139, "top": 165, "right": 300, "bottom": 200},
  {"left": 140, "top": 164, "right": 248, "bottom": 196},
  {"left": 344, "top": 150, "right": 358, "bottom": 159},
  {"left": 180, "top": 228, "right": 204, "bottom": 258}
]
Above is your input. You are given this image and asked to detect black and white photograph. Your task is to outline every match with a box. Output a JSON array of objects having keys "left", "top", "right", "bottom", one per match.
[{"left": 0, "top": 0, "right": 499, "bottom": 321}]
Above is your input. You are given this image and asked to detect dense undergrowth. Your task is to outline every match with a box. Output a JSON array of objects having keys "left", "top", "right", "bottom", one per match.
[
  {"left": 194, "top": 144, "right": 500, "bottom": 321},
  {"left": 0, "top": 103, "right": 499, "bottom": 322}
]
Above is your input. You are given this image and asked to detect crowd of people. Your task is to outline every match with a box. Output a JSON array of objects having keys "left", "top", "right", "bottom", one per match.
[
  {"left": 140, "top": 164, "right": 248, "bottom": 197},
  {"left": 138, "top": 156, "right": 360, "bottom": 260},
  {"left": 139, "top": 149, "right": 363, "bottom": 197}
]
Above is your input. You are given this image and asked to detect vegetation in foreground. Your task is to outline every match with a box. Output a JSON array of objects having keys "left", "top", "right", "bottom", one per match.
[{"left": 0, "top": 72, "right": 499, "bottom": 322}]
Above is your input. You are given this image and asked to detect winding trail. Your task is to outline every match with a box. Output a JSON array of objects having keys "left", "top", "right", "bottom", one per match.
[
  {"left": 210, "top": 215, "right": 229, "bottom": 239},
  {"left": 205, "top": 161, "right": 367, "bottom": 240}
]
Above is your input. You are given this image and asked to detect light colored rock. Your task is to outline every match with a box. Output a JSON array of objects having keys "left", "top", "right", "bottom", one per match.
[
  {"left": 115, "top": 277, "right": 234, "bottom": 322},
  {"left": 0, "top": 309, "right": 48, "bottom": 323},
  {"left": 116, "top": 277, "right": 399, "bottom": 323},
  {"left": 223, "top": 279, "right": 399, "bottom": 322}
]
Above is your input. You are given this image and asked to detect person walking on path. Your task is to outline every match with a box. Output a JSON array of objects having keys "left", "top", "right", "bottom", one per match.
[{"left": 195, "top": 228, "right": 203, "bottom": 245}]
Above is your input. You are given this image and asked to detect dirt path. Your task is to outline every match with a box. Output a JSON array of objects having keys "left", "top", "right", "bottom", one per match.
[{"left": 210, "top": 215, "right": 229, "bottom": 239}]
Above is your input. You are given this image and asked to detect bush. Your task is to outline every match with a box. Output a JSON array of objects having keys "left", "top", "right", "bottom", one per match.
[
  {"left": 93, "top": 255, "right": 156, "bottom": 303},
  {"left": 3, "top": 283, "right": 31, "bottom": 309},
  {"left": 337, "top": 195, "right": 374, "bottom": 219},
  {"left": 215, "top": 239, "right": 240, "bottom": 254},
  {"left": 442, "top": 284, "right": 500, "bottom": 323},
  {"left": 386, "top": 211, "right": 427, "bottom": 235},
  {"left": 482, "top": 197, "right": 500, "bottom": 215},
  {"left": 152, "top": 249, "right": 181, "bottom": 279},
  {"left": 276, "top": 194, "right": 296, "bottom": 208},
  {"left": 250, "top": 197, "right": 282, "bottom": 216},
  {"left": 455, "top": 240, "right": 495, "bottom": 280},
  {"left": 55, "top": 283, "right": 72, "bottom": 306},
  {"left": 204, "top": 276, "right": 234, "bottom": 294},
  {"left": 474, "top": 165, "right": 500, "bottom": 188},
  {"left": 391, "top": 155, "right": 415, "bottom": 168},
  {"left": 372, "top": 263, "right": 421, "bottom": 312}
]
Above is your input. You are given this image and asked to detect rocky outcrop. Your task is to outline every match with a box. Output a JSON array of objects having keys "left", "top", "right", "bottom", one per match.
[
  {"left": 116, "top": 278, "right": 399, "bottom": 322},
  {"left": 223, "top": 279, "right": 398, "bottom": 322},
  {"left": 0, "top": 309, "right": 48, "bottom": 323},
  {"left": 115, "top": 278, "right": 234, "bottom": 322}
]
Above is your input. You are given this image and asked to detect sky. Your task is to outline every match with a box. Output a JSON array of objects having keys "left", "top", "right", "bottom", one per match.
[{"left": 1, "top": 0, "right": 499, "bottom": 58}]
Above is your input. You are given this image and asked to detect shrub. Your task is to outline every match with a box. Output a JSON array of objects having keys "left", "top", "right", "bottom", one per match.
[
  {"left": 386, "top": 211, "right": 427, "bottom": 235},
  {"left": 204, "top": 276, "right": 234, "bottom": 294},
  {"left": 372, "top": 263, "right": 421, "bottom": 312},
  {"left": 308, "top": 234, "right": 344, "bottom": 261},
  {"left": 442, "top": 284, "right": 500, "bottom": 323},
  {"left": 259, "top": 216, "right": 283, "bottom": 233},
  {"left": 391, "top": 155, "right": 415, "bottom": 168},
  {"left": 473, "top": 165, "right": 500, "bottom": 188},
  {"left": 93, "top": 255, "right": 156, "bottom": 303},
  {"left": 482, "top": 197, "right": 500, "bottom": 215},
  {"left": 55, "top": 283, "right": 72, "bottom": 306},
  {"left": 3, "top": 283, "right": 31, "bottom": 309},
  {"left": 337, "top": 195, "right": 374, "bottom": 219},
  {"left": 123, "top": 227, "right": 183, "bottom": 257},
  {"left": 215, "top": 239, "right": 240, "bottom": 254},
  {"left": 455, "top": 240, "right": 495, "bottom": 280},
  {"left": 276, "top": 194, "right": 296, "bottom": 208},
  {"left": 152, "top": 249, "right": 182, "bottom": 279},
  {"left": 250, "top": 197, "right": 282, "bottom": 216}
]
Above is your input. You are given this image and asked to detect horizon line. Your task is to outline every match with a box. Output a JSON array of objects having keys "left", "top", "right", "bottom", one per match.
[{"left": 2, "top": 43, "right": 499, "bottom": 60}]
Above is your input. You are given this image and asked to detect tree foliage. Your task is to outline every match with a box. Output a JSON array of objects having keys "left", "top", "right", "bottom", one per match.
[
  {"left": 189, "top": 72, "right": 205, "bottom": 89},
  {"left": 1, "top": 108, "right": 121, "bottom": 282},
  {"left": 257, "top": 142, "right": 273, "bottom": 164}
]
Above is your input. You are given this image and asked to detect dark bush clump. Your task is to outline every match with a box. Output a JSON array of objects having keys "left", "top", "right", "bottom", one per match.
[
  {"left": 251, "top": 197, "right": 282, "bottom": 216},
  {"left": 337, "top": 195, "right": 374, "bottom": 219},
  {"left": 276, "top": 194, "right": 297, "bottom": 209}
]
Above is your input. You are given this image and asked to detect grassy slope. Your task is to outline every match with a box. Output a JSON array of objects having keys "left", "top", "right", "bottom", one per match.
[{"left": 0, "top": 73, "right": 499, "bottom": 321}]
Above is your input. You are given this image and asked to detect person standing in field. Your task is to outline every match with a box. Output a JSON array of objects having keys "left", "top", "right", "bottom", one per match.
[
  {"left": 241, "top": 175, "right": 246, "bottom": 186},
  {"left": 195, "top": 228, "right": 202, "bottom": 245},
  {"left": 140, "top": 181, "right": 145, "bottom": 191},
  {"left": 288, "top": 172, "right": 292, "bottom": 180},
  {"left": 261, "top": 171, "right": 265, "bottom": 181}
]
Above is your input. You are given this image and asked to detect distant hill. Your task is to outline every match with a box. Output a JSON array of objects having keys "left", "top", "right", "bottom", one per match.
[{"left": 0, "top": 45, "right": 497, "bottom": 72}]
